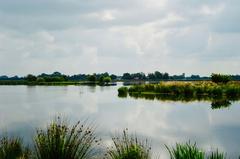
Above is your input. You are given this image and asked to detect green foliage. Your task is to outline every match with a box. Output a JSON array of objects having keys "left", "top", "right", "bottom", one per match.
[
  {"left": 107, "top": 129, "right": 151, "bottom": 159},
  {"left": 0, "top": 136, "right": 31, "bottom": 159},
  {"left": 98, "top": 76, "right": 104, "bottom": 84},
  {"left": 165, "top": 142, "right": 205, "bottom": 159},
  {"left": 126, "top": 82, "right": 240, "bottom": 99},
  {"left": 118, "top": 87, "right": 128, "bottom": 96},
  {"left": 211, "top": 74, "right": 231, "bottom": 84},
  {"left": 207, "top": 149, "right": 226, "bottom": 159},
  {"left": 34, "top": 117, "right": 99, "bottom": 159},
  {"left": 25, "top": 74, "right": 37, "bottom": 82},
  {"left": 103, "top": 76, "right": 112, "bottom": 83},
  {"left": 36, "top": 77, "right": 45, "bottom": 83},
  {"left": 87, "top": 74, "right": 97, "bottom": 82}
]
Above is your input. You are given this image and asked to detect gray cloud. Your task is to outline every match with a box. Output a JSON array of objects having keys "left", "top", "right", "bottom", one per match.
[{"left": 0, "top": 0, "right": 239, "bottom": 76}]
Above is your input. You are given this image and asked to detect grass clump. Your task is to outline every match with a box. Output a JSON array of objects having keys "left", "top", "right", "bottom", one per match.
[
  {"left": 107, "top": 129, "right": 151, "bottom": 159},
  {"left": 0, "top": 136, "right": 31, "bottom": 159},
  {"left": 34, "top": 116, "right": 99, "bottom": 159},
  {"left": 207, "top": 149, "right": 226, "bottom": 159},
  {"left": 165, "top": 141, "right": 204, "bottom": 159}
]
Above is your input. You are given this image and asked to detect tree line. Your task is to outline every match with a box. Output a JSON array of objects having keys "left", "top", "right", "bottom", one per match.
[{"left": 1, "top": 71, "right": 240, "bottom": 82}]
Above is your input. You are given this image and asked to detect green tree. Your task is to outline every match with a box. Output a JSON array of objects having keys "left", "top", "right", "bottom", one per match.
[
  {"left": 110, "top": 74, "right": 117, "bottom": 80},
  {"left": 122, "top": 73, "right": 132, "bottom": 80},
  {"left": 98, "top": 75, "right": 104, "bottom": 84},
  {"left": 87, "top": 74, "right": 97, "bottom": 82},
  {"left": 25, "top": 74, "right": 37, "bottom": 82},
  {"left": 211, "top": 73, "right": 231, "bottom": 84},
  {"left": 103, "top": 76, "right": 112, "bottom": 84},
  {"left": 36, "top": 77, "right": 45, "bottom": 82}
]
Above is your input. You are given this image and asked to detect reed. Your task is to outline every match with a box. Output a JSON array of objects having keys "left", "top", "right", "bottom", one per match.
[
  {"left": 207, "top": 149, "right": 226, "bottom": 159},
  {"left": 34, "top": 116, "right": 99, "bottom": 159},
  {"left": 106, "top": 129, "right": 151, "bottom": 159},
  {"left": 0, "top": 136, "right": 31, "bottom": 159},
  {"left": 165, "top": 142, "right": 205, "bottom": 159},
  {"left": 122, "top": 81, "right": 240, "bottom": 99}
]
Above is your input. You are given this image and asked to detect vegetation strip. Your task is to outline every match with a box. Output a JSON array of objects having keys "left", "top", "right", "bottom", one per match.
[
  {"left": 118, "top": 81, "right": 240, "bottom": 99},
  {"left": 0, "top": 117, "right": 236, "bottom": 159}
]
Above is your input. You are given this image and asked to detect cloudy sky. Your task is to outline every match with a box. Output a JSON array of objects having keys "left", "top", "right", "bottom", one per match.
[{"left": 0, "top": 0, "right": 239, "bottom": 76}]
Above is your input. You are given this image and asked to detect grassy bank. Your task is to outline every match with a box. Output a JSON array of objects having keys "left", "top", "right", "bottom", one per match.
[
  {"left": 0, "top": 117, "right": 233, "bottom": 159},
  {"left": 118, "top": 81, "right": 240, "bottom": 99}
]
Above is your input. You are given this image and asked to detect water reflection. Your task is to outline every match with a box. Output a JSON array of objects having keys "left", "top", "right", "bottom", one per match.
[
  {"left": 119, "top": 93, "right": 239, "bottom": 110},
  {"left": 0, "top": 86, "right": 240, "bottom": 158}
]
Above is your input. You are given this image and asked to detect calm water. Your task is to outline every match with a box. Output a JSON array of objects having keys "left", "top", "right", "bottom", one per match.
[{"left": 0, "top": 85, "right": 240, "bottom": 158}]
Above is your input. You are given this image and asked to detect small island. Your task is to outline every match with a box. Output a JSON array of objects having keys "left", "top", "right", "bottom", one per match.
[{"left": 118, "top": 74, "right": 240, "bottom": 101}]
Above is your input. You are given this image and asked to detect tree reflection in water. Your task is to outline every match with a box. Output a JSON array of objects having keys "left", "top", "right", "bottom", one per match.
[{"left": 118, "top": 93, "right": 240, "bottom": 110}]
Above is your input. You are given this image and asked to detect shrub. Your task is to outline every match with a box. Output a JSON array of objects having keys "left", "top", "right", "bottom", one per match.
[
  {"left": 165, "top": 141, "right": 204, "bottom": 159},
  {"left": 103, "top": 76, "right": 112, "bottom": 84},
  {"left": 107, "top": 129, "right": 151, "bottom": 159},
  {"left": 34, "top": 117, "right": 99, "bottom": 159},
  {"left": 87, "top": 74, "right": 97, "bottom": 82},
  {"left": 0, "top": 136, "right": 31, "bottom": 159},
  {"left": 211, "top": 74, "right": 231, "bottom": 84}
]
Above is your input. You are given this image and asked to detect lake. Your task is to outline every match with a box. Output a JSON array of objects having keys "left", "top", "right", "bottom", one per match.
[{"left": 0, "top": 84, "right": 240, "bottom": 158}]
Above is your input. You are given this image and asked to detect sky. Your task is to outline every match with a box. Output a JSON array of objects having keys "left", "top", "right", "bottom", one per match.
[{"left": 0, "top": 0, "right": 239, "bottom": 76}]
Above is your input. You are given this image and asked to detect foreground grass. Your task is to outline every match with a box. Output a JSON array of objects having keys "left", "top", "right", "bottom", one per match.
[
  {"left": 166, "top": 142, "right": 205, "bottom": 159},
  {"left": 0, "top": 136, "right": 31, "bottom": 159},
  {"left": 34, "top": 117, "right": 99, "bottom": 159},
  {"left": 166, "top": 142, "right": 226, "bottom": 159},
  {"left": 0, "top": 117, "right": 236, "bottom": 158},
  {"left": 106, "top": 129, "right": 151, "bottom": 159}
]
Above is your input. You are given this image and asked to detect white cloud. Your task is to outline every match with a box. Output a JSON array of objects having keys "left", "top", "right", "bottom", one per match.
[{"left": 0, "top": 0, "right": 239, "bottom": 76}]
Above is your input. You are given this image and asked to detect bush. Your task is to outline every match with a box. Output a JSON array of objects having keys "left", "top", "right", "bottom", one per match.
[
  {"left": 211, "top": 74, "right": 231, "bottom": 84},
  {"left": 0, "top": 136, "right": 31, "bottom": 159},
  {"left": 87, "top": 74, "right": 97, "bottom": 82},
  {"left": 34, "top": 117, "right": 99, "bottom": 159},
  {"left": 107, "top": 129, "right": 151, "bottom": 159},
  {"left": 103, "top": 76, "right": 112, "bottom": 84},
  {"left": 25, "top": 74, "right": 37, "bottom": 82}
]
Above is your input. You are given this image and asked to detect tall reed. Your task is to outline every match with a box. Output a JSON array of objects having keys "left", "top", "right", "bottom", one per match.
[
  {"left": 165, "top": 142, "right": 205, "bottom": 159},
  {"left": 106, "top": 129, "right": 151, "bottom": 159},
  {"left": 34, "top": 117, "right": 99, "bottom": 159},
  {"left": 0, "top": 136, "right": 31, "bottom": 159},
  {"left": 207, "top": 149, "right": 226, "bottom": 159}
]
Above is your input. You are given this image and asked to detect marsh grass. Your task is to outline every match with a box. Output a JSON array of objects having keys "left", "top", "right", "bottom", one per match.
[
  {"left": 34, "top": 117, "right": 100, "bottom": 159},
  {"left": 0, "top": 136, "right": 31, "bottom": 159},
  {"left": 122, "top": 81, "right": 240, "bottom": 102},
  {"left": 106, "top": 129, "right": 151, "bottom": 159},
  {"left": 207, "top": 149, "right": 226, "bottom": 159},
  {"left": 165, "top": 142, "right": 205, "bottom": 159}
]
